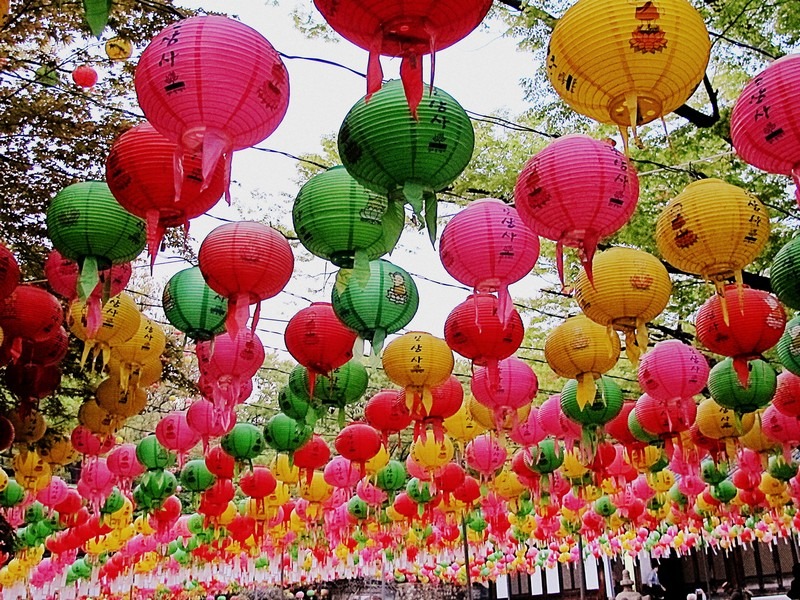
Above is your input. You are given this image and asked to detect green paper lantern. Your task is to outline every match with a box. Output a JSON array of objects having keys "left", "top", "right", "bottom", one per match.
[
  {"left": 101, "top": 488, "right": 125, "bottom": 514},
  {"left": 770, "top": 236, "right": 800, "bottom": 310},
  {"left": 528, "top": 438, "right": 563, "bottom": 475},
  {"left": 593, "top": 495, "right": 616, "bottom": 517},
  {"left": 221, "top": 423, "right": 266, "bottom": 461},
  {"left": 288, "top": 361, "right": 369, "bottom": 410},
  {"left": 140, "top": 469, "right": 177, "bottom": 503},
  {"left": 708, "top": 357, "right": 776, "bottom": 414},
  {"left": 187, "top": 513, "right": 205, "bottom": 535},
  {"left": 277, "top": 385, "right": 315, "bottom": 423},
  {"left": 560, "top": 375, "right": 623, "bottom": 427},
  {"left": 406, "top": 478, "right": 434, "bottom": 504},
  {"left": 162, "top": 267, "right": 227, "bottom": 341},
  {"left": 777, "top": 316, "right": 800, "bottom": 376},
  {"left": 132, "top": 485, "right": 153, "bottom": 511},
  {"left": 180, "top": 459, "right": 216, "bottom": 493},
  {"left": 331, "top": 259, "right": 419, "bottom": 351},
  {"left": 768, "top": 455, "right": 798, "bottom": 482},
  {"left": 668, "top": 483, "right": 688, "bottom": 507},
  {"left": 46, "top": 181, "right": 146, "bottom": 299},
  {"left": 338, "top": 80, "right": 475, "bottom": 241},
  {"left": 293, "top": 166, "right": 405, "bottom": 269},
  {"left": 376, "top": 460, "right": 407, "bottom": 492},
  {"left": 347, "top": 495, "right": 369, "bottom": 520},
  {"left": 0, "top": 480, "right": 25, "bottom": 507},
  {"left": 627, "top": 408, "right": 660, "bottom": 444},
  {"left": 24, "top": 502, "right": 44, "bottom": 524},
  {"left": 710, "top": 480, "right": 737, "bottom": 504},
  {"left": 700, "top": 458, "right": 728, "bottom": 485},
  {"left": 263, "top": 413, "right": 313, "bottom": 453},
  {"left": 136, "top": 435, "right": 176, "bottom": 471}
]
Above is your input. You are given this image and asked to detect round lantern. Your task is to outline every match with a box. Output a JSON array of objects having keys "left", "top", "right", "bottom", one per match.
[
  {"left": 695, "top": 397, "right": 754, "bottom": 442},
  {"left": 560, "top": 375, "right": 624, "bottom": 429},
  {"left": 293, "top": 435, "right": 331, "bottom": 483},
  {"left": 45, "top": 181, "right": 146, "bottom": 299},
  {"left": 109, "top": 316, "right": 165, "bottom": 391},
  {"left": 78, "top": 400, "right": 122, "bottom": 435},
  {"left": 471, "top": 356, "right": 537, "bottom": 427},
  {"left": 69, "top": 292, "right": 141, "bottom": 368},
  {"left": 544, "top": 314, "right": 621, "bottom": 410},
  {"left": 707, "top": 358, "right": 777, "bottom": 415},
  {"left": 439, "top": 199, "right": 539, "bottom": 321},
  {"left": 382, "top": 331, "right": 454, "bottom": 415},
  {"left": 162, "top": 266, "right": 227, "bottom": 341},
  {"left": 409, "top": 375, "right": 464, "bottom": 442},
  {"left": 285, "top": 302, "right": 357, "bottom": 390},
  {"left": 514, "top": 135, "right": 639, "bottom": 283},
  {"left": 443, "top": 400, "right": 486, "bottom": 446},
  {"left": 770, "top": 235, "right": 800, "bottom": 310},
  {"left": 638, "top": 339, "right": 709, "bottom": 401},
  {"left": 773, "top": 370, "right": 800, "bottom": 418},
  {"left": 198, "top": 221, "right": 294, "bottom": 334},
  {"left": 761, "top": 405, "right": 800, "bottom": 448},
  {"left": 135, "top": 16, "right": 290, "bottom": 198},
  {"left": 335, "top": 422, "right": 382, "bottom": 476},
  {"left": 546, "top": 0, "right": 710, "bottom": 145},
  {"left": 444, "top": 292, "right": 524, "bottom": 375},
  {"left": 95, "top": 376, "right": 147, "bottom": 418},
  {"left": 338, "top": 80, "right": 474, "bottom": 241},
  {"left": 634, "top": 393, "right": 697, "bottom": 442},
  {"left": 470, "top": 394, "right": 532, "bottom": 434},
  {"left": 314, "top": 0, "right": 491, "bottom": 115},
  {"left": 71, "top": 65, "right": 97, "bottom": 88},
  {"left": 263, "top": 413, "right": 313, "bottom": 454},
  {"left": 220, "top": 423, "right": 266, "bottom": 462},
  {"left": 777, "top": 316, "right": 800, "bottom": 376},
  {"left": 287, "top": 360, "right": 369, "bottom": 423},
  {"left": 331, "top": 259, "right": 419, "bottom": 352},
  {"left": 187, "top": 398, "right": 234, "bottom": 451},
  {"left": 364, "top": 389, "right": 413, "bottom": 447},
  {"left": 655, "top": 179, "right": 770, "bottom": 303},
  {"left": 0, "top": 243, "right": 20, "bottom": 301},
  {"left": 730, "top": 55, "right": 800, "bottom": 201},
  {"left": 155, "top": 411, "right": 201, "bottom": 466},
  {"left": 44, "top": 249, "right": 131, "bottom": 306},
  {"left": 105, "top": 37, "right": 132, "bottom": 61},
  {"left": 292, "top": 166, "right": 404, "bottom": 269},
  {"left": 106, "top": 122, "right": 226, "bottom": 266},
  {"left": 574, "top": 247, "right": 671, "bottom": 363},
  {"left": 0, "top": 286, "right": 63, "bottom": 359},
  {"left": 8, "top": 410, "right": 46, "bottom": 444},
  {"left": 465, "top": 434, "right": 508, "bottom": 479}
]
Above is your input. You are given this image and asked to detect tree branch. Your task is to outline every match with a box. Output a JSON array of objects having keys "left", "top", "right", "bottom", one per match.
[{"left": 672, "top": 75, "right": 720, "bottom": 128}]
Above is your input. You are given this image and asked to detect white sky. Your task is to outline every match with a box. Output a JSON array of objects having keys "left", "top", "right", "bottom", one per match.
[{"left": 157, "top": 0, "right": 550, "bottom": 359}]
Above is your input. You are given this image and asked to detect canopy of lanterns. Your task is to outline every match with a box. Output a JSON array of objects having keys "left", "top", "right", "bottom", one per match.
[{"left": 1, "top": 1, "right": 800, "bottom": 599}]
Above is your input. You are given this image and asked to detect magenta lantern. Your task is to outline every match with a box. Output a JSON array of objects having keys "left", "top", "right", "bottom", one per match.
[
  {"left": 364, "top": 389, "right": 412, "bottom": 448},
  {"left": 198, "top": 221, "right": 294, "bottom": 334},
  {"left": 509, "top": 406, "right": 544, "bottom": 447},
  {"left": 107, "top": 443, "right": 145, "bottom": 493},
  {"left": 78, "top": 457, "right": 115, "bottom": 511},
  {"left": 537, "top": 394, "right": 581, "bottom": 449},
  {"left": 0, "top": 243, "right": 20, "bottom": 301},
  {"left": 37, "top": 476, "right": 69, "bottom": 509},
  {"left": 761, "top": 404, "right": 800, "bottom": 447},
  {"left": 135, "top": 16, "right": 289, "bottom": 199},
  {"left": 730, "top": 55, "right": 800, "bottom": 202},
  {"left": 638, "top": 340, "right": 709, "bottom": 401},
  {"left": 313, "top": 0, "right": 492, "bottom": 117},
  {"left": 773, "top": 370, "right": 800, "bottom": 418},
  {"left": 334, "top": 422, "right": 382, "bottom": 476},
  {"left": 155, "top": 411, "right": 200, "bottom": 466},
  {"left": 464, "top": 433, "right": 507, "bottom": 479},
  {"left": 284, "top": 302, "right": 358, "bottom": 394},
  {"left": 634, "top": 393, "right": 697, "bottom": 446},
  {"left": 71, "top": 425, "right": 114, "bottom": 457},
  {"left": 439, "top": 199, "right": 538, "bottom": 323},
  {"left": 323, "top": 455, "right": 361, "bottom": 489},
  {"left": 106, "top": 122, "right": 226, "bottom": 267},
  {"left": 471, "top": 356, "right": 537, "bottom": 429},
  {"left": 187, "top": 398, "right": 235, "bottom": 452},
  {"left": 513, "top": 135, "right": 639, "bottom": 283}
]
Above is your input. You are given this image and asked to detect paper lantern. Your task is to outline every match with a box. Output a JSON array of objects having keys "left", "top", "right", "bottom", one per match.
[
  {"left": 198, "top": 221, "right": 294, "bottom": 334},
  {"left": 695, "top": 397, "right": 753, "bottom": 441},
  {"left": 46, "top": 181, "right": 146, "bottom": 300},
  {"left": 514, "top": 135, "right": 639, "bottom": 283},
  {"left": 78, "top": 400, "right": 122, "bottom": 435},
  {"left": 408, "top": 375, "right": 464, "bottom": 442},
  {"left": 471, "top": 357, "right": 537, "bottom": 428},
  {"left": 769, "top": 235, "right": 800, "bottom": 310},
  {"left": 730, "top": 54, "right": 800, "bottom": 200},
  {"left": 410, "top": 434, "right": 454, "bottom": 473},
  {"left": 707, "top": 357, "right": 777, "bottom": 415},
  {"left": 315, "top": 0, "right": 490, "bottom": 113},
  {"left": 560, "top": 375, "right": 624, "bottom": 430},
  {"left": 655, "top": 179, "right": 770, "bottom": 302},
  {"left": 777, "top": 316, "right": 800, "bottom": 376},
  {"left": 105, "top": 37, "right": 132, "bottom": 60},
  {"left": 186, "top": 398, "right": 233, "bottom": 451},
  {"left": 574, "top": 247, "right": 671, "bottom": 363},
  {"left": 364, "top": 389, "right": 413, "bottom": 447},
  {"left": 263, "top": 413, "right": 313, "bottom": 454},
  {"left": 287, "top": 360, "right": 369, "bottom": 418},
  {"left": 220, "top": 423, "right": 266, "bottom": 462},
  {"left": 509, "top": 406, "right": 544, "bottom": 448},
  {"left": 135, "top": 16, "right": 290, "bottom": 198},
  {"left": 637, "top": 339, "right": 709, "bottom": 401},
  {"left": 444, "top": 292, "right": 524, "bottom": 376},
  {"left": 162, "top": 266, "right": 227, "bottom": 341},
  {"left": 106, "top": 122, "right": 226, "bottom": 266},
  {"left": 293, "top": 435, "right": 331, "bottom": 482},
  {"left": 4, "top": 362, "right": 61, "bottom": 404},
  {"left": 546, "top": 0, "right": 710, "bottom": 145},
  {"left": 292, "top": 166, "right": 404, "bottom": 270},
  {"left": 382, "top": 331, "right": 454, "bottom": 415},
  {"left": 465, "top": 434, "right": 507, "bottom": 479},
  {"left": 0, "top": 243, "right": 19, "bottom": 301},
  {"left": 0, "top": 285, "right": 63, "bottom": 357},
  {"left": 439, "top": 199, "right": 539, "bottom": 320},
  {"left": 335, "top": 422, "right": 382, "bottom": 475},
  {"left": 761, "top": 405, "right": 800, "bottom": 448},
  {"left": 469, "top": 394, "right": 532, "bottom": 435},
  {"left": 95, "top": 376, "right": 147, "bottom": 418},
  {"left": 109, "top": 316, "right": 165, "bottom": 390},
  {"left": 544, "top": 314, "right": 621, "bottom": 410},
  {"left": 69, "top": 292, "right": 141, "bottom": 368},
  {"left": 331, "top": 259, "right": 418, "bottom": 352},
  {"left": 773, "top": 370, "right": 800, "bottom": 418},
  {"left": 155, "top": 411, "right": 201, "bottom": 466},
  {"left": 44, "top": 249, "right": 131, "bottom": 312},
  {"left": 71, "top": 65, "right": 97, "bottom": 88},
  {"left": 339, "top": 80, "right": 474, "bottom": 241},
  {"left": 634, "top": 394, "right": 696, "bottom": 441}
]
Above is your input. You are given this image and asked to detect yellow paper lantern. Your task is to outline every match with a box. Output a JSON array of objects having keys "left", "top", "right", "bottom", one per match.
[
  {"left": 574, "top": 247, "right": 672, "bottom": 363},
  {"left": 385, "top": 505, "right": 405, "bottom": 521},
  {"left": 271, "top": 454, "right": 300, "bottom": 485},
  {"left": 760, "top": 473, "right": 786, "bottom": 496},
  {"left": 628, "top": 445, "right": 664, "bottom": 473},
  {"left": 95, "top": 376, "right": 147, "bottom": 418},
  {"left": 13, "top": 450, "right": 51, "bottom": 491},
  {"left": 364, "top": 444, "right": 389, "bottom": 475},
  {"left": 38, "top": 435, "right": 77, "bottom": 466},
  {"left": 105, "top": 498, "right": 134, "bottom": 530},
  {"left": 655, "top": 179, "right": 770, "bottom": 310},
  {"left": 8, "top": 410, "right": 47, "bottom": 444},
  {"left": 544, "top": 314, "right": 621, "bottom": 409},
  {"left": 767, "top": 492, "right": 790, "bottom": 509},
  {"left": 134, "top": 515, "right": 154, "bottom": 535},
  {"left": 105, "top": 37, "right": 133, "bottom": 61},
  {"left": 492, "top": 470, "right": 525, "bottom": 500},
  {"left": 468, "top": 394, "right": 531, "bottom": 432},
  {"left": 69, "top": 292, "right": 141, "bottom": 368},
  {"left": 218, "top": 501, "right": 237, "bottom": 526},
  {"left": 109, "top": 316, "right": 166, "bottom": 390},
  {"left": 561, "top": 448, "right": 590, "bottom": 480},
  {"left": 410, "top": 434, "right": 454, "bottom": 471},
  {"left": 84, "top": 536, "right": 107, "bottom": 555},
  {"left": 298, "top": 471, "right": 332, "bottom": 504},
  {"left": 443, "top": 399, "right": 487, "bottom": 443},
  {"left": 382, "top": 332, "right": 454, "bottom": 415},
  {"left": 264, "top": 482, "right": 292, "bottom": 507},
  {"left": 739, "top": 410, "right": 779, "bottom": 453},
  {"left": 646, "top": 470, "right": 675, "bottom": 493},
  {"left": 107, "top": 355, "right": 163, "bottom": 389},
  {"left": 0, "top": 467, "right": 8, "bottom": 492},
  {"left": 135, "top": 552, "right": 159, "bottom": 573},
  {"left": 78, "top": 400, "right": 124, "bottom": 435},
  {"left": 695, "top": 397, "right": 753, "bottom": 440},
  {"left": 546, "top": 0, "right": 710, "bottom": 147}
]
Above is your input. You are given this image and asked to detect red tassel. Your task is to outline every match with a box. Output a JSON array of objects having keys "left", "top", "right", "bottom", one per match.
[
  {"left": 366, "top": 38, "right": 383, "bottom": 101},
  {"left": 556, "top": 239, "right": 565, "bottom": 287},
  {"left": 145, "top": 209, "right": 165, "bottom": 273},
  {"left": 400, "top": 53, "right": 423, "bottom": 120},
  {"left": 732, "top": 356, "right": 751, "bottom": 388},
  {"left": 581, "top": 231, "right": 600, "bottom": 286},
  {"left": 225, "top": 293, "right": 249, "bottom": 337}
]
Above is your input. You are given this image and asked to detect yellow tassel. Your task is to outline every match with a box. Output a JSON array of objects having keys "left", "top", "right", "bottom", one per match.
[
  {"left": 422, "top": 387, "right": 434, "bottom": 416},
  {"left": 624, "top": 329, "right": 640, "bottom": 365},
  {"left": 635, "top": 319, "right": 649, "bottom": 357},
  {"left": 576, "top": 373, "right": 596, "bottom": 410}
]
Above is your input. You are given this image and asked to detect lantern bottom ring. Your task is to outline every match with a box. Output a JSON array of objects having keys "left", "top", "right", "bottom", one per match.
[{"left": 608, "top": 94, "right": 662, "bottom": 127}]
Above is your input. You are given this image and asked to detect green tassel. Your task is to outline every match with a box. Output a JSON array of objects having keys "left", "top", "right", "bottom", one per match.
[
  {"left": 78, "top": 256, "right": 99, "bottom": 301},
  {"left": 371, "top": 328, "right": 387, "bottom": 355},
  {"left": 353, "top": 248, "right": 371, "bottom": 287},
  {"left": 402, "top": 181, "right": 424, "bottom": 221},
  {"left": 83, "top": 0, "right": 111, "bottom": 37}
]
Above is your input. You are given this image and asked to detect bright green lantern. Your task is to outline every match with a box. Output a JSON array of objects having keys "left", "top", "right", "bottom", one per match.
[
  {"left": 708, "top": 357, "right": 776, "bottom": 414},
  {"left": 139, "top": 469, "right": 177, "bottom": 504},
  {"left": 136, "top": 435, "right": 176, "bottom": 471},
  {"left": 777, "top": 316, "right": 800, "bottom": 376},
  {"left": 338, "top": 80, "right": 475, "bottom": 241},
  {"left": 162, "top": 266, "right": 227, "bottom": 341},
  {"left": 46, "top": 181, "right": 146, "bottom": 299},
  {"left": 560, "top": 375, "right": 623, "bottom": 427},
  {"left": 180, "top": 459, "right": 216, "bottom": 493},
  {"left": 263, "top": 413, "right": 313, "bottom": 453},
  {"left": 292, "top": 165, "right": 404, "bottom": 270},
  {"left": 331, "top": 259, "right": 419, "bottom": 352},
  {"left": 770, "top": 236, "right": 800, "bottom": 310},
  {"left": 221, "top": 423, "right": 266, "bottom": 461},
  {"left": 287, "top": 360, "right": 369, "bottom": 423},
  {"left": 627, "top": 408, "right": 660, "bottom": 444}
]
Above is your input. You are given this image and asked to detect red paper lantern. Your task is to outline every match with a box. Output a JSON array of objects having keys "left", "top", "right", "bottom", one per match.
[
  {"left": 408, "top": 375, "right": 463, "bottom": 442},
  {"left": 71, "top": 64, "right": 98, "bottom": 88},
  {"left": 313, "top": 0, "right": 492, "bottom": 116},
  {"left": 0, "top": 285, "right": 63, "bottom": 359},
  {"left": 604, "top": 400, "right": 640, "bottom": 448},
  {"left": 1, "top": 326, "right": 69, "bottom": 368},
  {"left": 135, "top": 16, "right": 290, "bottom": 198},
  {"left": 107, "top": 122, "right": 226, "bottom": 267},
  {"left": 205, "top": 445, "right": 235, "bottom": 480},
  {"left": 293, "top": 434, "right": 331, "bottom": 483},
  {"left": 695, "top": 285, "right": 785, "bottom": 386},
  {"left": 514, "top": 135, "right": 639, "bottom": 283},
  {"left": 0, "top": 416, "right": 14, "bottom": 452},
  {"left": 364, "top": 389, "right": 412, "bottom": 447},
  {"left": 284, "top": 302, "right": 357, "bottom": 392},
  {"left": 198, "top": 221, "right": 294, "bottom": 334},
  {"left": 44, "top": 249, "right": 131, "bottom": 302},
  {"left": 634, "top": 393, "right": 697, "bottom": 441},
  {"left": 335, "top": 422, "right": 382, "bottom": 475},
  {"left": 773, "top": 370, "right": 800, "bottom": 418},
  {"left": 0, "top": 243, "right": 20, "bottom": 301},
  {"left": 239, "top": 465, "right": 278, "bottom": 500}
]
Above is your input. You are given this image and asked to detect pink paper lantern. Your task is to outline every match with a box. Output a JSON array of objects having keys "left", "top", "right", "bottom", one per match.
[
  {"left": 155, "top": 411, "right": 201, "bottom": 465},
  {"left": 634, "top": 393, "right": 697, "bottom": 438},
  {"left": 45, "top": 249, "right": 131, "bottom": 302},
  {"left": 323, "top": 455, "right": 361, "bottom": 489},
  {"left": 356, "top": 479, "right": 387, "bottom": 506},
  {"left": 135, "top": 16, "right": 290, "bottom": 200},
  {"left": 761, "top": 404, "right": 800, "bottom": 446},
  {"left": 78, "top": 458, "right": 115, "bottom": 503},
  {"left": 471, "top": 356, "right": 538, "bottom": 426},
  {"left": 37, "top": 476, "right": 69, "bottom": 508},
  {"left": 537, "top": 394, "right": 581, "bottom": 448},
  {"left": 513, "top": 135, "right": 639, "bottom": 283},
  {"left": 187, "top": 398, "right": 235, "bottom": 451},
  {"left": 638, "top": 340, "right": 709, "bottom": 402},
  {"left": 107, "top": 443, "right": 145, "bottom": 493},
  {"left": 71, "top": 425, "right": 114, "bottom": 457},
  {"left": 730, "top": 55, "right": 800, "bottom": 202},
  {"left": 405, "top": 454, "right": 431, "bottom": 481},
  {"left": 509, "top": 406, "right": 544, "bottom": 447},
  {"left": 464, "top": 433, "right": 507, "bottom": 478},
  {"left": 439, "top": 199, "right": 539, "bottom": 322}
]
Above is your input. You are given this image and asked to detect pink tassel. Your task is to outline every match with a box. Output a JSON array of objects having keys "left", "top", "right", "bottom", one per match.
[
  {"left": 85, "top": 295, "right": 102, "bottom": 339},
  {"left": 400, "top": 53, "right": 423, "bottom": 120},
  {"left": 581, "top": 231, "right": 600, "bottom": 286},
  {"left": 225, "top": 293, "right": 249, "bottom": 337},
  {"left": 497, "top": 285, "right": 514, "bottom": 327},
  {"left": 251, "top": 301, "right": 261, "bottom": 333}
]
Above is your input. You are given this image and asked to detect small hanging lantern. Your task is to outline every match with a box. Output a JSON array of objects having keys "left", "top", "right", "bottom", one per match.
[
  {"left": 655, "top": 179, "right": 770, "bottom": 313},
  {"left": 471, "top": 357, "right": 538, "bottom": 432},
  {"left": 339, "top": 80, "right": 474, "bottom": 241},
  {"left": 68, "top": 292, "right": 141, "bottom": 368},
  {"left": 546, "top": 0, "right": 710, "bottom": 148},
  {"left": 335, "top": 422, "right": 382, "bottom": 477},
  {"left": 0, "top": 286, "right": 63, "bottom": 361},
  {"left": 71, "top": 65, "right": 98, "bottom": 88},
  {"left": 105, "top": 37, "right": 133, "bottom": 61},
  {"left": 109, "top": 316, "right": 166, "bottom": 391},
  {"left": 162, "top": 266, "right": 227, "bottom": 342},
  {"left": 777, "top": 316, "right": 800, "bottom": 376},
  {"left": 574, "top": 247, "right": 671, "bottom": 363},
  {"left": 707, "top": 357, "right": 777, "bottom": 416},
  {"left": 544, "top": 314, "right": 621, "bottom": 410},
  {"left": 769, "top": 235, "right": 800, "bottom": 310},
  {"left": 314, "top": 0, "right": 492, "bottom": 115},
  {"left": 637, "top": 339, "right": 709, "bottom": 402},
  {"left": 560, "top": 375, "right": 624, "bottom": 451},
  {"left": 514, "top": 135, "right": 639, "bottom": 284},
  {"left": 365, "top": 389, "right": 413, "bottom": 448}
]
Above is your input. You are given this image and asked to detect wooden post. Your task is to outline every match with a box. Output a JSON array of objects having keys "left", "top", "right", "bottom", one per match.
[
  {"left": 462, "top": 516, "right": 472, "bottom": 600},
  {"left": 578, "top": 534, "right": 586, "bottom": 600}
]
